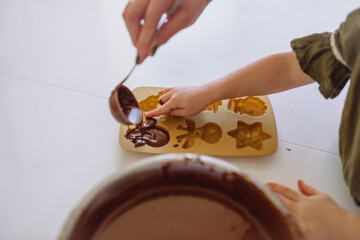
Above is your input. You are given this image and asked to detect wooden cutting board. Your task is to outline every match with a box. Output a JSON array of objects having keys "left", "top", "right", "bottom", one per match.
[{"left": 119, "top": 87, "right": 278, "bottom": 156}]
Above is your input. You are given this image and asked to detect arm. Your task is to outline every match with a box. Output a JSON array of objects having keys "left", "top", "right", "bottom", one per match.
[
  {"left": 205, "top": 51, "right": 314, "bottom": 103},
  {"left": 145, "top": 51, "right": 314, "bottom": 117}
]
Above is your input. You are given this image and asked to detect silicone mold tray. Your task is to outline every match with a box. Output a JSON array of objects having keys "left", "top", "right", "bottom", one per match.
[{"left": 119, "top": 87, "right": 278, "bottom": 156}]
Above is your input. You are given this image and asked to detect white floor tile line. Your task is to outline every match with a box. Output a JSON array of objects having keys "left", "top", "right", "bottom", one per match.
[
  {"left": 0, "top": 71, "right": 108, "bottom": 100},
  {"left": 278, "top": 139, "right": 339, "bottom": 156}
]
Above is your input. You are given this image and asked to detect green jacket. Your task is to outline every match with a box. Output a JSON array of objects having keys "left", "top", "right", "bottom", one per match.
[{"left": 291, "top": 8, "right": 360, "bottom": 205}]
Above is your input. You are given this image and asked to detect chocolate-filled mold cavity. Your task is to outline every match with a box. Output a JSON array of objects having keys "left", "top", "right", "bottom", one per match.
[
  {"left": 204, "top": 100, "right": 223, "bottom": 113},
  {"left": 228, "top": 97, "right": 267, "bottom": 117},
  {"left": 228, "top": 121, "right": 271, "bottom": 150},
  {"left": 119, "top": 87, "right": 278, "bottom": 156},
  {"left": 125, "top": 118, "right": 170, "bottom": 148},
  {"left": 176, "top": 119, "right": 222, "bottom": 149},
  {"left": 60, "top": 155, "right": 302, "bottom": 240}
]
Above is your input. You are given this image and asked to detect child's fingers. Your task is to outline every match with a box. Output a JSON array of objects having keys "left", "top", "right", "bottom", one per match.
[
  {"left": 168, "top": 108, "right": 188, "bottom": 116},
  {"left": 298, "top": 180, "right": 320, "bottom": 197},
  {"left": 266, "top": 183, "right": 301, "bottom": 202},
  {"left": 144, "top": 101, "right": 177, "bottom": 118},
  {"left": 161, "top": 87, "right": 174, "bottom": 95},
  {"left": 144, "top": 107, "right": 164, "bottom": 118},
  {"left": 278, "top": 195, "right": 297, "bottom": 215},
  {"left": 158, "top": 91, "right": 173, "bottom": 105}
]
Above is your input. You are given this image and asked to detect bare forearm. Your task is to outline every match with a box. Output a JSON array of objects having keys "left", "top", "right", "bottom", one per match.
[{"left": 204, "top": 52, "right": 314, "bottom": 102}]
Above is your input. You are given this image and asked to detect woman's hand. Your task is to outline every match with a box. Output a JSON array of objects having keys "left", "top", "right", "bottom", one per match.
[
  {"left": 144, "top": 85, "right": 212, "bottom": 118},
  {"left": 123, "top": 0, "right": 211, "bottom": 63}
]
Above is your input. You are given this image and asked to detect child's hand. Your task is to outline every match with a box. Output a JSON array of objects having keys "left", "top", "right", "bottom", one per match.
[
  {"left": 266, "top": 180, "right": 360, "bottom": 240},
  {"left": 144, "top": 86, "right": 211, "bottom": 118}
]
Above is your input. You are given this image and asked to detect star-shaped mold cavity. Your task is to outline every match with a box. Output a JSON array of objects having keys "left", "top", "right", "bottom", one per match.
[
  {"left": 227, "top": 121, "right": 271, "bottom": 150},
  {"left": 176, "top": 119, "right": 222, "bottom": 149},
  {"left": 227, "top": 96, "right": 267, "bottom": 117},
  {"left": 204, "top": 100, "right": 223, "bottom": 113}
]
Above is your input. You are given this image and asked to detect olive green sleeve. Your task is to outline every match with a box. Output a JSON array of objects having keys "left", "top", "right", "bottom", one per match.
[{"left": 291, "top": 33, "right": 350, "bottom": 99}]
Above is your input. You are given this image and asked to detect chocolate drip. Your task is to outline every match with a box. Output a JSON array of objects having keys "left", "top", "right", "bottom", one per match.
[
  {"left": 109, "top": 84, "right": 142, "bottom": 125},
  {"left": 125, "top": 118, "right": 170, "bottom": 147},
  {"left": 117, "top": 86, "right": 142, "bottom": 124}
]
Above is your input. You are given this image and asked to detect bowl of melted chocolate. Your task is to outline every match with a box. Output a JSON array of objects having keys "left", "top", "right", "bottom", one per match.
[{"left": 59, "top": 154, "right": 302, "bottom": 240}]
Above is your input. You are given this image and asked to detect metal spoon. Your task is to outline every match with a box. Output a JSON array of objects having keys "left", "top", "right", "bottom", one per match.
[{"left": 109, "top": 0, "right": 182, "bottom": 125}]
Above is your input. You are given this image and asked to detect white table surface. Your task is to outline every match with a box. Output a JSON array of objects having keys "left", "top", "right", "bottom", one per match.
[{"left": 1, "top": 1, "right": 359, "bottom": 239}]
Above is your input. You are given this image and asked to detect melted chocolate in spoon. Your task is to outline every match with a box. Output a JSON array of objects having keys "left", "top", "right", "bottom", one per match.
[
  {"left": 110, "top": 84, "right": 170, "bottom": 147},
  {"left": 109, "top": 84, "right": 143, "bottom": 125}
]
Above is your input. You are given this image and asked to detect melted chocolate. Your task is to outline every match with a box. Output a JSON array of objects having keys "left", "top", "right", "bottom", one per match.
[
  {"left": 66, "top": 158, "right": 302, "bottom": 240},
  {"left": 109, "top": 84, "right": 142, "bottom": 125},
  {"left": 117, "top": 86, "right": 142, "bottom": 124},
  {"left": 110, "top": 85, "right": 170, "bottom": 147},
  {"left": 93, "top": 195, "right": 258, "bottom": 240},
  {"left": 125, "top": 118, "right": 170, "bottom": 147}
]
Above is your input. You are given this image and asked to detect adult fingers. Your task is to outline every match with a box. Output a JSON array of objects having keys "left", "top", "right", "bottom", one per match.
[
  {"left": 153, "top": 6, "right": 193, "bottom": 47},
  {"left": 136, "top": 0, "right": 174, "bottom": 63},
  {"left": 298, "top": 180, "right": 320, "bottom": 197},
  {"left": 123, "top": 0, "right": 150, "bottom": 46},
  {"left": 266, "top": 183, "right": 301, "bottom": 202}
]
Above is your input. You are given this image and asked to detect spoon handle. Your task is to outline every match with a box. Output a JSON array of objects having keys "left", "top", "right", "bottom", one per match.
[
  {"left": 153, "top": 0, "right": 182, "bottom": 39},
  {"left": 120, "top": 63, "right": 136, "bottom": 85}
]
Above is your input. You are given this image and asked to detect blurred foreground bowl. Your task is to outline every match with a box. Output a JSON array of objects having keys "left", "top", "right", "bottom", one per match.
[{"left": 58, "top": 154, "right": 302, "bottom": 240}]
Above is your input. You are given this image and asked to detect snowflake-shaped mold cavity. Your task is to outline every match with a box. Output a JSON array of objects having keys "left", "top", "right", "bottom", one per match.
[{"left": 227, "top": 121, "right": 271, "bottom": 150}]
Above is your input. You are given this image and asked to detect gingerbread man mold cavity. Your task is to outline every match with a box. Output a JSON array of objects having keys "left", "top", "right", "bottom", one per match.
[{"left": 176, "top": 119, "right": 222, "bottom": 149}]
